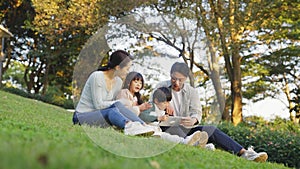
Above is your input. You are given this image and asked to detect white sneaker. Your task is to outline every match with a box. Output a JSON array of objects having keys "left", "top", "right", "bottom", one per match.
[
  {"left": 157, "top": 132, "right": 182, "bottom": 143},
  {"left": 124, "top": 121, "right": 155, "bottom": 136},
  {"left": 205, "top": 143, "right": 215, "bottom": 151},
  {"left": 152, "top": 131, "right": 163, "bottom": 138},
  {"left": 241, "top": 146, "right": 268, "bottom": 162}
]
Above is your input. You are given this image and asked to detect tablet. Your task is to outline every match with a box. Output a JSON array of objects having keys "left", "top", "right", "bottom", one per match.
[{"left": 159, "top": 116, "right": 183, "bottom": 126}]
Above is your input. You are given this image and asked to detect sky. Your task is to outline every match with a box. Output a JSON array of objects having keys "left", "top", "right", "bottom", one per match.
[{"left": 243, "top": 96, "right": 290, "bottom": 121}]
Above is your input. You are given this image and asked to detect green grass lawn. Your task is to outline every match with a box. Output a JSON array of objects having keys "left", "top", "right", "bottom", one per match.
[{"left": 0, "top": 90, "right": 290, "bottom": 169}]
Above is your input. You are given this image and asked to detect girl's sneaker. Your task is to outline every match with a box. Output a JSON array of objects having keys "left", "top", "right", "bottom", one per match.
[{"left": 124, "top": 121, "right": 155, "bottom": 136}]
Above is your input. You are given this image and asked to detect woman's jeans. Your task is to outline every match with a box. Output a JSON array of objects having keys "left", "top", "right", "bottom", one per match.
[
  {"left": 160, "top": 125, "right": 243, "bottom": 154},
  {"left": 73, "top": 101, "right": 144, "bottom": 128}
]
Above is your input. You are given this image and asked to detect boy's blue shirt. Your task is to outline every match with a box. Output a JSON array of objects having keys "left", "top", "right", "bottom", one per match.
[{"left": 139, "top": 103, "right": 159, "bottom": 122}]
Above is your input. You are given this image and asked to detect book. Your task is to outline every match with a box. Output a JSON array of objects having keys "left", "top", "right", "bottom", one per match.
[{"left": 159, "top": 116, "right": 184, "bottom": 126}]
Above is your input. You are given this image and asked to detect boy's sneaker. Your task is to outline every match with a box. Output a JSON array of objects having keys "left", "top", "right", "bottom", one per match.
[
  {"left": 189, "top": 131, "right": 209, "bottom": 148},
  {"left": 205, "top": 143, "right": 216, "bottom": 151},
  {"left": 124, "top": 121, "right": 155, "bottom": 136},
  {"left": 241, "top": 146, "right": 268, "bottom": 162}
]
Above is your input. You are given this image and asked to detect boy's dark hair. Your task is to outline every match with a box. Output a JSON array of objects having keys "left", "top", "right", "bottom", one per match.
[
  {"left": 153, "top": 87, "right": 172, "bottom": 102},
  {"left": 123, "top": 71, "right": 144, "bottom": 105}
]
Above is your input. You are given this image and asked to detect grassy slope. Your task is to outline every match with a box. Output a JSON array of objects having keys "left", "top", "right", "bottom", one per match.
[{"left": 0, "top": 90, "right": 290, "bottom": 169}]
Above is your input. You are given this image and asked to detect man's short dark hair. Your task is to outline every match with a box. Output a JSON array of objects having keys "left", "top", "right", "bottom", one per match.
[
  {"left": 153, "top": 87, "right": 172, "bottom": 102},
  {"left": 170, "top": 62, "right": 190, "bottom": 77}
]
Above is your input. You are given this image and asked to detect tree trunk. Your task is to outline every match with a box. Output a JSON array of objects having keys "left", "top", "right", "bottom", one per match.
[
  {"left": 42, "top": 59, "right": 50, "bottom": 95},
  {"left": 211, "top": 69, "right": 227, "bottom": 120},
  {"left": 231, "top": 68, "right": 243, "bottom": 125},
  {"left": 200, "top": 0, "right": 227, "bottom": 122},
  {"left": 0, "top": 39, "right": 3, "bottom": 87},
  {"left": 230, "top": 42, "right": 243, "bottom": 126},
  {"left": 223, "top": 100, "right": 231, "bottom": 121},
  {"left": 282, "top": 73, "right": 298, "bottom": 123},
  {"left": 24, "top": 59, "right": 33, "bottom": 93},
  {"left": 228, "top": 0, "right": 243, "bottom": 126}
]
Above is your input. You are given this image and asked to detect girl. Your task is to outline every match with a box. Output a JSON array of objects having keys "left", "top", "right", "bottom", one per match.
[
  {"left": 116, "top": 71, "right": 152, "bottom": 116},
  {"left": 73, "top": 50, "right": 154, "bottom": 136}
]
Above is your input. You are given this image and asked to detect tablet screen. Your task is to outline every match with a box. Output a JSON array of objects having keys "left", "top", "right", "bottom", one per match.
[{"left": 159, "top": 116, "right": 183, "bottom": 126}]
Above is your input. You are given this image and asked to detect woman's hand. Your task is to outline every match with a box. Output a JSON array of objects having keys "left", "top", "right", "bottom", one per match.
[
  {"left": 139, "top": 102, "right": 152, "bottom": 111},
  {"left": 181, "top": 117, "right": 198, "bottom": 127}
]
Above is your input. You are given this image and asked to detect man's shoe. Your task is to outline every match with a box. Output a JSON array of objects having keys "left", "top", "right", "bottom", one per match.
[
  {"left": 241, "top": 146, "right": 268, "bottom": 162},
  {"left": 191, "top": 131, "right": 209, "bottom": 148},
  {"left": 184, "top": 131, "right": 202, "bottom": 145}
]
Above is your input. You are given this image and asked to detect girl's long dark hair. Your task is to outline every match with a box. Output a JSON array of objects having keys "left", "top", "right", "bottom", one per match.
[{"left": 123, "top": 71, "right": 144, "bottom": 105}]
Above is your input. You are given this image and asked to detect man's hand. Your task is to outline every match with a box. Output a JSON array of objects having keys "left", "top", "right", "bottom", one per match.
[
  {"left": 157, "top": 115, "right": 168, "bottom": 121},
  {"left": 165, "top": 105, "right": 174, "bottom": 116},
  {"left": 181, "top": 117, "right": 198, "bottom": 127}
]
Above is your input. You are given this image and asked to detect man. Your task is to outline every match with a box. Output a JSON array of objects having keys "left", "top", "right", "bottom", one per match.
[{"left": 154, "top": 62, "right": 268, "bottom": 162}]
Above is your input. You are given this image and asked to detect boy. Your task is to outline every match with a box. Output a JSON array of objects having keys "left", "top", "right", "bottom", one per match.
[{"left": 139, "top": 87, "right": 209, "bottom": 147}]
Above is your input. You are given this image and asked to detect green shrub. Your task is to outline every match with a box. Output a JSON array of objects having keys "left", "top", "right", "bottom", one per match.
[
  {"left": 217, "top": 119, "right": 300, "bottom": 168},
  {"left": 2, "top": 86, "right": 30, "bottom": 98},
  {"left": 1, "top": 87, "right": 74, "bottom": 109}
]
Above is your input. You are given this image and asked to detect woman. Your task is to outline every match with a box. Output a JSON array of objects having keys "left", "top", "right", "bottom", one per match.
[{"left": 73, "top": 50, "right": 154, "bottom": 136}]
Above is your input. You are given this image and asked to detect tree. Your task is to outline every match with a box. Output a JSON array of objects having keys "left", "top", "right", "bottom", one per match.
[
  {"left": 259, "top": 0, "right": 300, "bottom": 124},
  {"left": 29, "top": 0, "right": 103, "bottom": 95},
  {"left": 2, "top": 0, "right": 299, "bottom": 122},
  {"left": 0, "top": 0, "right": 36, "bottom": 91},
  {"left": 137, "top": 0, "right": 300, "bottom": 126},
  {"left": 30, "top": 0, "right": 155, "bottom": 96},
  {"left": 1, "top": 0, "right": 153, "bottom": 97},
  {"left": 138, "top": 0, "right": 267, "bottom": 125},
  {"left": 43, "top": 0, "right": 300, "bottom": 125},
  {"left": 116, "top": 2, "right": 228, "bottom": 123},
  {"left": 241, "top": 0, "right": 300, "bottom": 123}
]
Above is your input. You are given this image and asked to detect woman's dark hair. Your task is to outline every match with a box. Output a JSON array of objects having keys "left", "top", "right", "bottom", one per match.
[
  {"left": 123, "top": 71, "right": 144, "bottom": 105},
  {"left": 98, "top": 50, "right": 133, "bottom": 71},
  {"left": 153, "top": 87, "right": 172, "bottom": 103}
]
